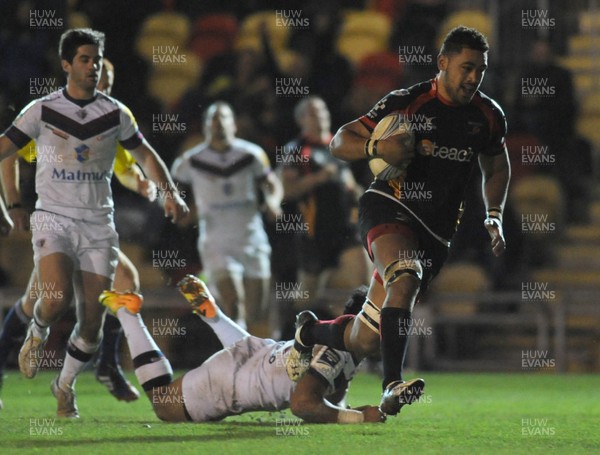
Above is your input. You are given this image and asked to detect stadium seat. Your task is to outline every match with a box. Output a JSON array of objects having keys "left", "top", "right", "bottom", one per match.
[
  {"left": 336, "top": 10, "right": 392, "bottom": 65},
  {"left": 578, "top": 11, "right": 600, "bottom": 32},
  {"left": 428, "top": 262, "right": 491, "bottom": 315},
  {"left": 370, "top": 0, "right": 408, "bottom": 22},
  {"left": 577, "top": 114, "right": 600, "bottom": 148},
  {"left": 189, "top": 14, "right": 238, "bottom": 62},
  {"left": 147, "top": 53, "right": 202, "bottom": 109},
  {"left": 135, "top": 11, "right": 191, "bottom": 62},
  {"left": 236, "top": 11, "right": 290, "bottom": 55},
  {"left": 68, "top": 11, "right": 90, "bottom": 29},
  {"left": 510, "top": 174, "right": 565, "bottom": 234},
  {"left": 354, "top": 51, "right": 404, "bottom": 92},
  {"left": 580, "top": 91, "right": 600, "bottom": 115},
  {"left": 568, "top": 34, "right": 600, "bottom": 55}
]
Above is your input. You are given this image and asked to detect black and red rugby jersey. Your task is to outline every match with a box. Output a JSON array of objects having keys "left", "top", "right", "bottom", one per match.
[{"left": 359, "top": 78, "right": 507, "bottom": 245}]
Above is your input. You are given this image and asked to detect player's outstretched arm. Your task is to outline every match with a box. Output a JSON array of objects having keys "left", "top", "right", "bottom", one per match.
[
  {"left": 0, "top": 152, "right": 29, "bottom": 230},
  {"left": 290, "top": 373, "right": 385, "bottom": 424},
  {"left": 330, "top": 120, "right": 414, "bottom": 167},
  {"left": 479, "top": 150, "right": 510, "bottom": 256},
  {"left": 129, "top": 140, "right": 189, "bottom": 223}
]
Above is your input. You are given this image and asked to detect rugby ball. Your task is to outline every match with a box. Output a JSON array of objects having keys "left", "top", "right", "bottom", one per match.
[{"left": 368, "top": 114, "right": 413, "bottom": 181}]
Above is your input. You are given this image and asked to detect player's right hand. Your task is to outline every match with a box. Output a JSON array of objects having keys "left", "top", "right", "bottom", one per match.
[{"left": 378, "top": 133, "right": 415, "bottom": 168}]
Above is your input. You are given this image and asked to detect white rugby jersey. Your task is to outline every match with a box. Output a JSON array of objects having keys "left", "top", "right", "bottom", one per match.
[
  {"left": 4, "top": 89, "right": 143, "bottom": 224},
  {"left": 171, "top": 138, "right": 271, "bottom": 250},
  {"left": 234, "top": 339, "right": 357, "bottom": 415},
  {"left": 183, "top": 337, "right": 357, "bottom": 421}
]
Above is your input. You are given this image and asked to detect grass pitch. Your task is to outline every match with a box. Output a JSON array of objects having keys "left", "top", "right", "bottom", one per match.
[{"left": 1, "top": 370, "right": 598, "bottom": 455}]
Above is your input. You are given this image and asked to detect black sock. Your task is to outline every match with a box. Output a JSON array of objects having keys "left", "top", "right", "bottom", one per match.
[
  {"left": 97, "top": 314, "right": 122, "bottom": 370},
  {"left": 380, "top": 307, "right": 412, "bottom": 390},
  {"left": 302, "top": 315, "right": 354, "bottom": 350},
  {"left": 0, "top": 300, "right": 30, "bottom": 373}
]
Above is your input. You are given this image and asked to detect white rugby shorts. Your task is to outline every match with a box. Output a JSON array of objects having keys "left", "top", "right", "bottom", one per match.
[
  {"left": 30, "top": 210, "right": 119, "bottom": 279},
  {"left": 181, "top": 336, "right": 275, "bottom": 422},
  {"left": 201, "top": 242, "right": 271, "bottom": 281}
]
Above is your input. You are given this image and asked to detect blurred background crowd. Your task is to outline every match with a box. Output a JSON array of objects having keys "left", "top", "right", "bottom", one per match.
[{"left": 1, "top": 0, "right": 599, "bottom": 372}]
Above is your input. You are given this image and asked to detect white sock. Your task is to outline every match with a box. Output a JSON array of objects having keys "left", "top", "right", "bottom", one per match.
[
  {"left": 58, "top": 331, "right": 98, "bottom": 390},
  {"left": 115, "top": 308, "right": 172, "bottom": 391},
  {"left": 199, "top": 310, "right": 250, "bottom": 347}
]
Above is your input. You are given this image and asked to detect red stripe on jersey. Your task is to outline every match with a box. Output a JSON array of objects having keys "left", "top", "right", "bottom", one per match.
[
  {"left": 407, "top": 82, "right": 437, "bottom": 117},
  {"left": 359, "top": 115, "right": 378, "bottom": 131},
  {"left": 430, "top": 78, "right": 458, "bottom": 107}
]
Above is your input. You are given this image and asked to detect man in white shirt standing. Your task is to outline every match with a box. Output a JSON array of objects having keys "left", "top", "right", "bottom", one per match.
[
  {"left": 0, "top": 28, "right": 188, "bottom": 418},
  {"left": 171, "top": 102, "right": 282, "bottom": 336}
]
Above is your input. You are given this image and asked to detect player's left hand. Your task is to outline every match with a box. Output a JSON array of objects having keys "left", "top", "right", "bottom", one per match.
[
  {"left": 355, "top": 405, "right": 387, "bottom": 423},
  {"left": 163, "top": 192, "right": 189, "bottom": 224},
  {"left": 484, "top": 216, "right": 505, "bottom": 257}
]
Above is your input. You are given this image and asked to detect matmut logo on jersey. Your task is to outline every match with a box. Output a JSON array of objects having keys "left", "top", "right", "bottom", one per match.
[
  {"left": 51, "top": 168, "right": 110, "bottom": 182},
  {"left": 418, "top": 141, "right": 474, "bottom": 162}
]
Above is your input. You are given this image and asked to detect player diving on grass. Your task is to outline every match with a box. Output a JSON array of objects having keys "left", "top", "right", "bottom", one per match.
[
  {"left": 99, "top": 276, "right": 386, "bottom": 424},
  {"left": 286, "top": 26, "right": 510, "bottom": 416}
]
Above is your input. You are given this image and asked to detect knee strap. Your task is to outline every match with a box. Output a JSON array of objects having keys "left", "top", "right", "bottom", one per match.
[
  {"left": 383, "top": 258, "right": 423, "bottom": 289},
  {"left": 357, "top": 297, "right": 381, "bottom": 335}
]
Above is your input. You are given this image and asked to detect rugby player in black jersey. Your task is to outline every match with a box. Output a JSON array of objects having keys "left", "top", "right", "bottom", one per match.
[{"left": 288, "top": 26, "right": 510, "bottom": 416}]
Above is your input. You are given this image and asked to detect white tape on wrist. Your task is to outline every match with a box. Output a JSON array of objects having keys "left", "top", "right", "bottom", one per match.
[
  {"left": 337, "top": 409, "right": 365, "bottom": 424},
  {"left": 487, "top": 208, "right": 503, "bottom": 223}
]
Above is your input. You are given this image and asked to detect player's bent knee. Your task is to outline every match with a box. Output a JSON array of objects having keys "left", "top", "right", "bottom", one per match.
[{"left": 382, "top": 257, "right": 423, "bottom": 290}]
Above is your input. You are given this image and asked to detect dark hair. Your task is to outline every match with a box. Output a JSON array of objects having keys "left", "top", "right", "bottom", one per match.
[
  {"left": 343, "top": 285, "right": 369, "bottom": 316},
  {"left": 440, "top": 26, "right": 489, "bottom": 55},
  {"left": 59, "top": 28, "right": 105, "bottom": 63}
]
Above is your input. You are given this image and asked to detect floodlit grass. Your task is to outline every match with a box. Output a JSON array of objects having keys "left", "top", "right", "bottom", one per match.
[{"left": 1, "top": 370, "right": 598, "bottom": 454}]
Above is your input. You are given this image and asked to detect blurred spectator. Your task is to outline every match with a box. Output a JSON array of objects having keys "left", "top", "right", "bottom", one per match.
[
  {"left": 171, "top": 102, "right": 283, "bottom": 336},
  {"left": 274, "top": 97, "right": 368, "bottom": 337}
]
